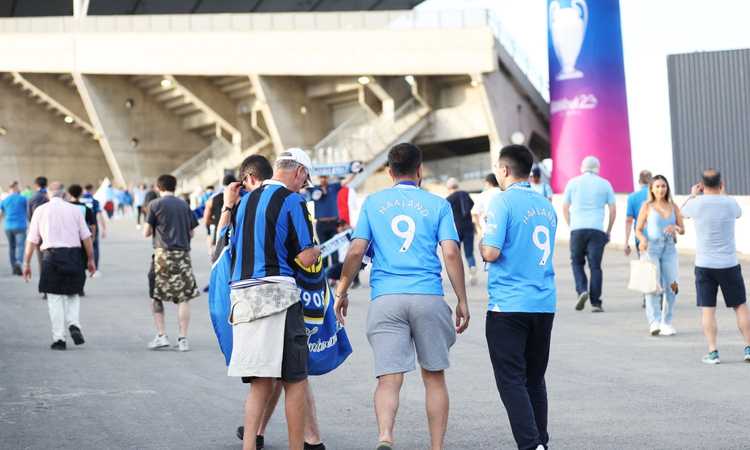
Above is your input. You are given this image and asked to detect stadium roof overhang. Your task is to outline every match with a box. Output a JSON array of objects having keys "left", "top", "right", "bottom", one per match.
[{"left": 0, "top": 0, "right": 426, "bottom": 17}]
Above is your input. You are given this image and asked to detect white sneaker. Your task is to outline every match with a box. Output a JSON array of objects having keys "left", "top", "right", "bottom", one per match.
[
  {"left": 177, "top": 337, "right": 190, "bottom": 352},
  {"left": 659, "top": 324, "right": 676, "bottom": 336},
  {"left": 649, "top": 322, "right": 661, "bottom": 336},
  {"left": 148, "top": 334, "right": 171, "bottom": 350}
]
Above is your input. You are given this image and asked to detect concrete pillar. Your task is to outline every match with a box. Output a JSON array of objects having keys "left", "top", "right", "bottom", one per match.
[
  {"left": 0, "top": 80, "right": 109, "bottom": 186},
  {"left": 78, "top": 74, "right": 207, "bottom": 185}
]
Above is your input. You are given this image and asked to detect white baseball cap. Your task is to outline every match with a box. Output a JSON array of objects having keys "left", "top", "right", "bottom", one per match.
[{"left": 277, "top": 147, "right": 314, "bottom": 187}]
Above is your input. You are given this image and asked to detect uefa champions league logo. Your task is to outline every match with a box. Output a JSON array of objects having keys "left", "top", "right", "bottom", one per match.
[{"left": 549, "top": 0, "right": 588, "bottom": 81}]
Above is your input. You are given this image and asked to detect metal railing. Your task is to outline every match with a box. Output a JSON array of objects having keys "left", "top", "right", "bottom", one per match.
[{"left": 313, "top": 98, "right": 429, "bottom": 164}]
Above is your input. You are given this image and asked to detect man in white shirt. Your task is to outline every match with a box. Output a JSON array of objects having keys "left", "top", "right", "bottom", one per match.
[{"left": 472, "top": 173, "right": 502, "bottom": 238}]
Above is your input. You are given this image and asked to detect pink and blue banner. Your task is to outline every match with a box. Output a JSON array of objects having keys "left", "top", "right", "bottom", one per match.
[{"left": 548, "top": 0, "right": 633, "bottom": 192}]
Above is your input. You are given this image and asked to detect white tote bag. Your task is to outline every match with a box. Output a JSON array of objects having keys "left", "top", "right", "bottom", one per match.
[{"left": 627, "top": 256, "right": 661, "bottom": 295}]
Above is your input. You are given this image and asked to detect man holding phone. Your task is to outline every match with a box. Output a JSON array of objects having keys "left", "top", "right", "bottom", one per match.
[{"left": 681, "top": 169, "right": 750, "bottom": 364}]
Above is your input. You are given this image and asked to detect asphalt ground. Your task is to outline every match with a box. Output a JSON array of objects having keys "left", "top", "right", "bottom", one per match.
[{"left": 1, "top": 218, "right": 749, "bottom": 450}]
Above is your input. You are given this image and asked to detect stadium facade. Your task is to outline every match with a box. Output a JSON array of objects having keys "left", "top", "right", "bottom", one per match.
[{"left": 0, "top": 0, "right": 548, "bottom": 193}]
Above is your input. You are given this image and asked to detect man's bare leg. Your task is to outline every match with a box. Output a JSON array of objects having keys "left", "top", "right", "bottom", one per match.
[
  {"left": 177, "top": 301, "right": 190, "bottom": 337},
  {"left": 374, "top": 373, "right": 403, "bottom": 445},
  {"left": 243, "top": 378, "right": 274, "bottom": 450},
  {"left": 701, "top": 307, "right": 718, "bottom": 351},
  {"left": 304, "top": 382, "right": 322, "bottom": 445},
  {"left": 283, "top": 379, "right": 308, "bottom": 450},
  {"left": 734, "top": 304, "right": 750, "bottom": 346},
  {"left": 258, "top": 380, "right": 283, "bottom": 436},
  {"left": 422, "top": 369, "right": 449, "bottom": 450},
  {"left": 152, "top": 300, "right": 166, "bottom": 336}
]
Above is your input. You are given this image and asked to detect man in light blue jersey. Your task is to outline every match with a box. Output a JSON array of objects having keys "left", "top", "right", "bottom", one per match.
[
  {"left": 562, "top": 156, "right": 616, "bottom": 312},
  {"left": 480, "top": 145, "right": 557, "bottom": 450},
  {"left": 335, "top": 143, "right": 470, "bottom": 450}
]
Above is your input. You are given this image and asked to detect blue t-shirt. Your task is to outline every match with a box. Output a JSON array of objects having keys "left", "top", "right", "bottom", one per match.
[
  {"left": 311, "top": 182, "right": 341, "bottom": 219},
  {"left": 0, "top": 193, "right": 28, "bottom": 230},
  {"left": 484, "top": 183, "right": 557, "bottom": 313},
  {"left": 352, "top": 182, "right": 459, "bottom": 300},
  {"left": 626, "top": 186, "right": 648, "bottom": 222},
  {"left": 81, "top": 192, "right": 101, "bottom": 215},
  {"left": 563, "top": 172, "right": 616, "bottom": 231}
]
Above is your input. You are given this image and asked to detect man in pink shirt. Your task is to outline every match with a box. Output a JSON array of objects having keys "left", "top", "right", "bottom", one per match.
[{"left": 23, "top": 182, "right": 96, "bottom": 350}]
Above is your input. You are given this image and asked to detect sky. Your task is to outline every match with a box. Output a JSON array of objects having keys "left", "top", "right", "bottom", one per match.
[{"left": 418, "top": 0, "right": 750, "bottom": 186}]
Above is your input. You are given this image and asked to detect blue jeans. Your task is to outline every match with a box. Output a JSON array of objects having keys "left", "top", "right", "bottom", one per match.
[
  {"left": 645, "top": 237, "right": 679, "bottom": 325},
  {"left": 458, "top": 228, "right": 476, "bottom": 268},
  {"left": 5, "top": 229, "right": 26, "bottom": 269},
  {"left": 570, "top": 229, "right": 608, "bottom": 306}
]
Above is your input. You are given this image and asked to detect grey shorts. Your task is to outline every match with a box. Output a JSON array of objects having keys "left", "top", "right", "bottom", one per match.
[{"left": 366, "top": 294, "right": 456, "bottom": 378}]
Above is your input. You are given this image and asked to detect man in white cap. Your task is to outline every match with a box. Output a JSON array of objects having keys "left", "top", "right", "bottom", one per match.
[
  {"left": 562, "top": 156, "right": 616, "bottom": 312},
  {"left": 228, "top": 148, "right": 321, "bottom": 450}
]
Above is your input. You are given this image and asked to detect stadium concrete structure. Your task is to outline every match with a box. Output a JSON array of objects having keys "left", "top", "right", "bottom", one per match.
[{"left": 0, "top": 0, "right": 548, "bottom": 193}]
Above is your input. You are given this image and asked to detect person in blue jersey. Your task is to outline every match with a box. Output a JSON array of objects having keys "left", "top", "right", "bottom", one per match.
[
  {"left": 529, "top": 167, "right": 553, "bottom": 201},
  {"left": 226, "top": 148, "right": 321, "bottom": 450},
  {"left": 624, "top": 170, "right": 652, "bottom": 308},
  {"left": 1, "top": 181, "right": 28, "bottom": 275},
  {"left": 480, "top": 145, "right": 557, "bottom": 450},
  {"left": 562, "top": 156, "right": 616, "bottom": 313},
  {"left": 334, "top": 143, "right": 470, "bottom": 450}
]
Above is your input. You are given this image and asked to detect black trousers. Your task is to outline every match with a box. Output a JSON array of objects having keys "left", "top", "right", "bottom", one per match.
[{"left": 486, "top": 311, "right": 554, "bottom": 450}]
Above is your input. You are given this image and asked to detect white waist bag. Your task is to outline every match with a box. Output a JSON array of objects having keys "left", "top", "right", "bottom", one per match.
[{"left": 627, "top": 255, "right": 661, "bottom": 295}]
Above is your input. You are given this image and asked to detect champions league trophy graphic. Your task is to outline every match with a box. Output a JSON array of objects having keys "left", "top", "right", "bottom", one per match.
[{"left": 549, "top": 0, "right": 588, "bottom": 80}]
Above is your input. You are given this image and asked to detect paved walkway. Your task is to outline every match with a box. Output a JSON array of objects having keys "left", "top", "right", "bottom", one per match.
[{"left": 1, "top": 219, "right": 748, "bottom": 449}]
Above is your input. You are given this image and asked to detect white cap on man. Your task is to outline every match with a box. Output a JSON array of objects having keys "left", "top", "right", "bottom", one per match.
[
  {"left": 580, "top": 155, "right": 600, "bottom": 174},
  {"left": 277, "top": 147, "right": 314, "bottom": 187}
]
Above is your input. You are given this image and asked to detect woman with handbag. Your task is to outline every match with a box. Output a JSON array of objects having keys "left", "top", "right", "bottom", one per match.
[{"left": 635, "top": 175, "right": 685, "bottom": 336}]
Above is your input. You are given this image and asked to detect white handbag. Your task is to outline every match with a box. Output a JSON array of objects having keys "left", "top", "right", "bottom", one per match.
[{"left": 627, "top": 256, "right": 661, "bottom": 295}]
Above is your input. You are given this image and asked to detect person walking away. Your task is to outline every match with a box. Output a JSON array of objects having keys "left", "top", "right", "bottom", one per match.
[
  {"left": 144, "top": 174, "right": 200, "bottom": 351},
  {"left": 81, "top": 184, "right": 107, "bottom": 275},
  {"left": 472, "top": 173, "right": 501, "bottom": 238},
  {"left": 480, "top": 145, "right": 557, "bottom": 450},
  {"left": 22, "top": 182, "right": 96, "bottom": 349},
  {"left": 0, "top": 181, "right": 28, "bottom": 275},
  {"left": 204, "top": 174, "right": 237, "bottom": 257},
  {"left": 625, "top": 170, "right": 652, "bottom": 308},
  {"left": 680, "top": 169, "right": 750, "bottom": 364},
  {"left": 562, "top": 156, "right": 616, "bottom": 312},
  {"left": 529, "top": 167, "right": 553, "bottom": 201},
  {"left": 226, "top": 149, "right": 320, "bottom": 450},
  {"left": 27, "top": 176, "right": 49, "bottom": 220},
  {"left": 310, "top": 175, "right": 341, "bottom": 268},
  {"left": 335, "top": 143, "right": 470, "bottom": 450},
  {"left": 445, "top": 177, "right": 478, "bottom": 286},
  {"left": 635, "top": 175, "right": 684, "bottom": 336},
  {"left": 134, "top": 183, "right": 147, "bottom": 229}
]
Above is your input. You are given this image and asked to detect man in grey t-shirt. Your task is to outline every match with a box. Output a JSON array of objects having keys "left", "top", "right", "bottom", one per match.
[
  {"left": 144, "top": 174, "right": 199, "bottom": 352},
  {"left": 681, "top": 169, "right": 750, "bottom": 364}
]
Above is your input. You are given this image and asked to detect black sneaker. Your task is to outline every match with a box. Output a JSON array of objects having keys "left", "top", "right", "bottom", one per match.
[
  {"left": 50, "top": 340, "right": 66, "bottom": 350},
  {"left": 12, "top": 264, "right": 22, "bottom": 276},
  {"left": 591, "top": 305, "right": 604, "bottom": 313},
  {"left": 235, "top": 427, "right": 264, "bottom": 449},
  {"left": 69, "top": 325, "right": 85, "bottom": 345},
  {"left": 575, "top": 292, "right": 589, "bottom": 311},
  {"left": 305, "top": 442, "right": 326, "bottom": 450}
]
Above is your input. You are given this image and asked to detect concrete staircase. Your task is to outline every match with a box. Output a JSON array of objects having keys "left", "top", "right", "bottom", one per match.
[
  {"left": 3, "top": 72, "right": 98, "bottom": 139},
  {"left": 172, "top": 136, "right": 272, "bottom": 193},
  {"left": 313, "top": 98, "right": 431, "bottom": 188}
]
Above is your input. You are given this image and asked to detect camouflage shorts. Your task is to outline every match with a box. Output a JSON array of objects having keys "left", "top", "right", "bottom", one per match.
[{"left": 148, "top": 248, "right": 199, "bottom": 304}]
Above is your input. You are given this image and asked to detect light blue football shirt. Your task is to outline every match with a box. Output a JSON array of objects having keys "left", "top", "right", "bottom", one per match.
[
  {"left": 563, "top": 172, "right": 616, "bottom": 231},
  {"left": 352, "top": 182, "right": 459, "bottom": 300},
  {"left": 483, "top": 182, "right": 557, "bottom": 313}
]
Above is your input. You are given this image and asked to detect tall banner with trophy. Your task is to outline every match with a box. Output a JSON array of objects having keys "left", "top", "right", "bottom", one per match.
[{"left": 548, "top": 0, "right": 633, "bottom": 192}]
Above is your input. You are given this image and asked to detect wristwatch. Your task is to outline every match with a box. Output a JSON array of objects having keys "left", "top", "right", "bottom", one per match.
[{"left": 221, "top": 206, "right": 233, "bottom": 214}]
